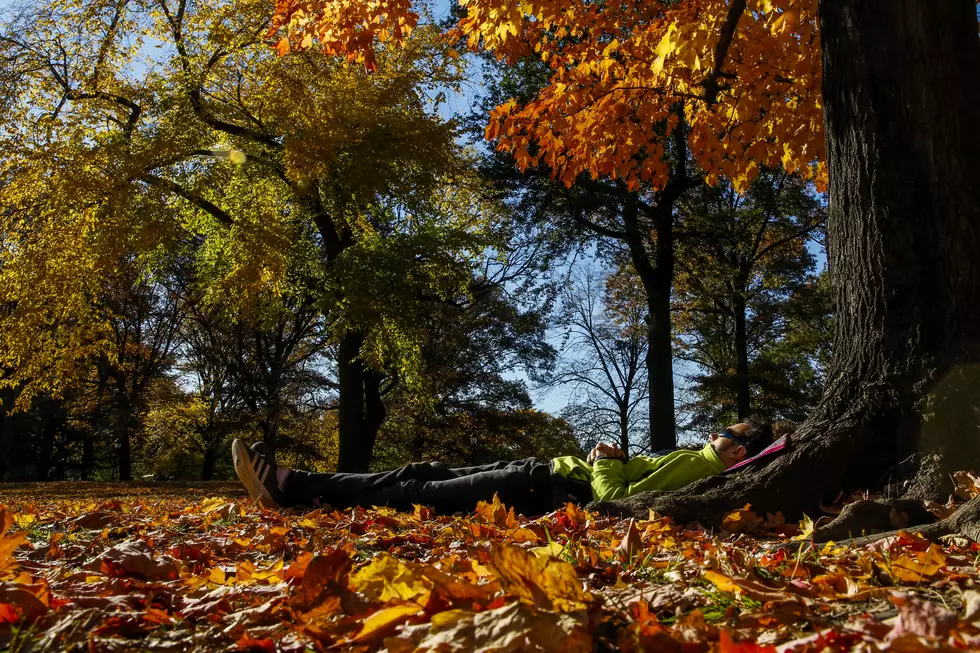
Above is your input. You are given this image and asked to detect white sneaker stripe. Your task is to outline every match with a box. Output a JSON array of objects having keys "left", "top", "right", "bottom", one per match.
[{"left": 257, "top": 463, "right": 269, "bottom": 484}]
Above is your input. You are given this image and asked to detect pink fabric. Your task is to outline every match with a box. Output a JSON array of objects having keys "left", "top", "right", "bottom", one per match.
[{"left": 723, "top": 435, "right": 788, "bottom": 473}]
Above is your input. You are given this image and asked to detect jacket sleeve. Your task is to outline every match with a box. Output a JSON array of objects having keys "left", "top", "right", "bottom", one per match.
[
  {"left": 590, "top": 458, "right": 627, "bottom": 501},
  {"left": 625, "top": 456, "right": 715, "bottom": 496}
]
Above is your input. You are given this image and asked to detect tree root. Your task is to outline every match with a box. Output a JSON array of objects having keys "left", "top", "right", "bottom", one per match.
[
  {"left": 816, "top": 494, "right": 980, "bottom": 548},
  {"left": 810, "top": 499, "right": 936, "bottom": 543}
]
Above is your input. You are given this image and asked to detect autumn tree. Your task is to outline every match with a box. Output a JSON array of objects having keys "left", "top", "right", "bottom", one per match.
[
  {"left": 0, "top": 0, "right": 502, "bottom": 473},
  {"left": 673, "top": 170, "right": 829, "bottom": 428},
  {"left": 467, "top": 45, "right": 697, "bottom": 452},
  {"left": 274, "top": 0, "right": 980, "bottom": 527}
]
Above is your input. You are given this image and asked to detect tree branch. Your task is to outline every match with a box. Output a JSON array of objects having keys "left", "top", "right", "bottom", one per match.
[
  {"left": 702, "top": 0, "right": 748, "bottom": 106},
  {"left": 140, "top": 174, "right": 233, "bottom": 225}
]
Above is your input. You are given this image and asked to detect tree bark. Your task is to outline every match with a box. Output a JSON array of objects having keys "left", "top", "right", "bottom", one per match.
[
  {"left": 336, "top": 331, "right": 386, "bottom": 472},
  {"left": 733, "top": 294, "right": 751, "bottom": 419},
  {"left": 625, "top": 195, "right": 677, "bottom": 451},
  {"left": 594, "top": 0, "right": 980, "bottom": 524}
]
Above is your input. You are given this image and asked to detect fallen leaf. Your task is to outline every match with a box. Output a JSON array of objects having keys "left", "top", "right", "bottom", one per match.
[
  {"left": 350, "top": 602, "right": 424, "bottom": 642},
  {"left": 616, "top": 518, "right": 642, "bottom": 560},
  {"left": 722, "top": 505, "right": 764, "bottom": 534},
  {"left": 487, "top": 543, "right": 593, "bottom": 612},
  {"left": 351, "top": 554, "right": 430, "bottom": 603},
  {"left": 92, "top": 540, "right": 177, "bottom": 580}
]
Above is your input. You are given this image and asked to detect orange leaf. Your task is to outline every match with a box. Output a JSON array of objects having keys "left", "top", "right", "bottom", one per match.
[{"left": 721, "top": 504, "right": 764, "bottom": 534}]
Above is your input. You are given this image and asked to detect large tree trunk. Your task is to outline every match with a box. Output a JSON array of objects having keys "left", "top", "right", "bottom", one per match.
[
  {"left": 336, "top": 331, "right": 386, "bottom": 472},
  {"left": 595, "top": 0, "right": 980, "bottom": 524},
  {"left": 81, "top": 435, "right": 94, "bottom": 481},
  {"left": 201, "top": 444, "right": 217, "bottom": 481}
]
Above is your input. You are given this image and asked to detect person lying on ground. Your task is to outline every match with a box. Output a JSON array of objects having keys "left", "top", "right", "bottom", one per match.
[
  {"left": 232, "top": 421, "right": 771, "bottom": 517},
  {"left": 574, "top": 422, "right": 770, "bottom": 501}
]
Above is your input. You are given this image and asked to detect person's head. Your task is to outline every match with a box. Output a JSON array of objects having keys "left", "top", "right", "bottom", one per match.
[{"left": 708, "top": 418, "right": 773, "bottom": 468}]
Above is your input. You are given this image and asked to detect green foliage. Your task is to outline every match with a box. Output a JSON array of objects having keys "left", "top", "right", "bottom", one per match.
[{"left": 672, "top": 170, "right": 831, "bottom": 429}]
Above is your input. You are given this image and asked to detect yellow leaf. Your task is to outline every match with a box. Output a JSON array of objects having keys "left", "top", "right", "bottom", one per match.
[
  {"left": 703, "top": 569, "right": 740, "bottom": 594},
  {"left": 351, "top": 554, "right": 430, "bottom": 602},
  {"left": 208, "top": 567, "right": 226, "bottom": 584},
  {"left": 792, "top": 514, "right": 816, "bottom": 540},
  {"left": 351, "top": 603, "right": 423, "bottom": 643},
  {"left": 531, "top": 541, "right": 567, "bottom": 559},
  {"left": 487, "top": 543, "right": 592, "bottom": 612},
  {"left": 721, "top": 504, "right": 764, "bottom": 533},
  {"left": 883, "top": 543, "right": 947, "bottom": 583}
]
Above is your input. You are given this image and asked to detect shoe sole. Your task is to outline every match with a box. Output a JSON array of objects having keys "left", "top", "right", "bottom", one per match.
[{"left": 232, "top": 439, "right": 279, "bottom": 509}]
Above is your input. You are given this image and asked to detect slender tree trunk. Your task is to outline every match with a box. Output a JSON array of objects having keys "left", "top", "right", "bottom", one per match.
[
  {"left": 201, "top": 444, "right": 217, "bottom": 481},
  {"left": 619, "top": 405, "right": 630, "bottom": 454},
  {"left": 733, "top": 295, "right": 751, "bottom": 418},
  {"left": 625, "top": 195, "right": 677, "bottom": 451},
  {"left": 595, "top": 0, "right": 980, "bottom": 523},
  {"left": 363, "top": 368, "right": 386, "bottom": 460},
  {"left": 81, "top": 435, "right": 94, "bottom": 481}
]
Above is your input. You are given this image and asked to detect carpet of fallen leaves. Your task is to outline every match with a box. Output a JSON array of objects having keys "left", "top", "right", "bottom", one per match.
[{"left": 3, "top": 479, "right": 980, "bottom": 652}]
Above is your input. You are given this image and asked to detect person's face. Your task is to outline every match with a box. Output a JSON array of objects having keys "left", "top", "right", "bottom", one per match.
[{"left": 709, "top": 423, "right": 750, "bottom": 468}]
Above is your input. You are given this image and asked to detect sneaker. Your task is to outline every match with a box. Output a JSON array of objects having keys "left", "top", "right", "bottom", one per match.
[{"left": 232, "top": 439, "right": 284, "bottom": 509}]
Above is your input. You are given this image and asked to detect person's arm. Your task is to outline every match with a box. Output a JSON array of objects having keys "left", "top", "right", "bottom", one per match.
[
  {"left": 590, "top": 456, "right": 627, "bottom": 501},
  {"left": 625, "top": 454, "right": 717, "bottom": 496}
]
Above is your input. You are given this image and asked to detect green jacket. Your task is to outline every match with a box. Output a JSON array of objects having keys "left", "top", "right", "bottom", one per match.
[{"left": 551, "top": 443, "right": 726, "bottom": 502}]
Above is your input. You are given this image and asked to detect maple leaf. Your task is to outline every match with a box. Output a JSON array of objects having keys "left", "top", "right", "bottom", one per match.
[
  {"left": 721, "top": 504, "right": 764, "bottom": 533},
  {"left": 351, "top": 554, "right": 430, "bottom": 603},
  {"left": 0, "top": 507, "right": 27, "bottom": 573},
  {"left": 486, "top": 542, "right": 592, "bottom": 612}
]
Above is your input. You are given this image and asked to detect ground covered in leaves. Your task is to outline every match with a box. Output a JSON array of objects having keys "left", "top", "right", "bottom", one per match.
[{"left": 3, "top": 481, "right": 980, "bottom": 652}]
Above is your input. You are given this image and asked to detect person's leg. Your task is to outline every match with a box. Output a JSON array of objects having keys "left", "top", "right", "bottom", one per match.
[
  {"left": 342, "top": 459, "right": 555, "bottom": 516},
  {"left": 287, "top": 457, "right": 551, "bottom": 506},
  {"left": 446, "top": 457, "right": 549, "bottom": 476},
  {"left": 281, "top": 460, "right": 458, "bottom": 507}
]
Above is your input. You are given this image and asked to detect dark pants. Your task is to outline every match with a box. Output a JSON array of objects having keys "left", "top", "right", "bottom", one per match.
[{"left": 282, "top": 457, "right": 557, "bottom": 516}]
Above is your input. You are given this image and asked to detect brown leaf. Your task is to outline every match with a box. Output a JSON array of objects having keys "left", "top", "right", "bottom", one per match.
[
  {"left": 0, "top": 582, "right": 48, "bottom": 623},
  {"left": 616, "top": 518, "right": 642, "bottom": 560},
  {"left": 382, "top": 601, "right": 591, "bottom": 653},
  {"left": 886, "top": 592, "right": 957, "bottom": 642},
  {"left": 290, "top": 546, "right": 352, "bottom": 611},
  {"left": 92, "top": 540, "right": 178, "bottom": 580}
]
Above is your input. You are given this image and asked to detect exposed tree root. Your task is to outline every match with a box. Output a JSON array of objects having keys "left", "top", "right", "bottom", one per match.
[
  {"left": 814, "top": 495, "right": 980, "bottom": 548},
  {"left": 810, "top": 499, "right": 936, "bottom": 543}
]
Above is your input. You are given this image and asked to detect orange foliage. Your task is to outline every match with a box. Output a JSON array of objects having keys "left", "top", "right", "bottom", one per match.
[{"left": 270, "top": 0, "right": 826, "bottom": 192}]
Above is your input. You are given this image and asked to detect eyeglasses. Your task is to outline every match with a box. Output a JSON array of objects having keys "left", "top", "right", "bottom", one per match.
[{"left": 719, "top": 428, "right": 748, "bottom": 447}]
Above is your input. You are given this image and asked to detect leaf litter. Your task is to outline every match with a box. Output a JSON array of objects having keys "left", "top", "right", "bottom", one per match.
[{"left": 1, "top": 481, "right": 980, "bottom": 651}]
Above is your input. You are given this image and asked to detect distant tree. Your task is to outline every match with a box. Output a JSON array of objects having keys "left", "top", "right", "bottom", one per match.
[
  {"left": 672, "top": 170, "right": 830, "bottom": 431},
  {"left": 371, "top": 234, "right": 570, "bottom": 468},
  {"left": 547, "top": 264, "right": 650, "bottom": 456}
]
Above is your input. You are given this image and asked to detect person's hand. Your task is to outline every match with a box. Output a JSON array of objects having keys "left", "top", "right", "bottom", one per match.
[{"left": 588, "top": 443, "right": 626, "bottom": 464}]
